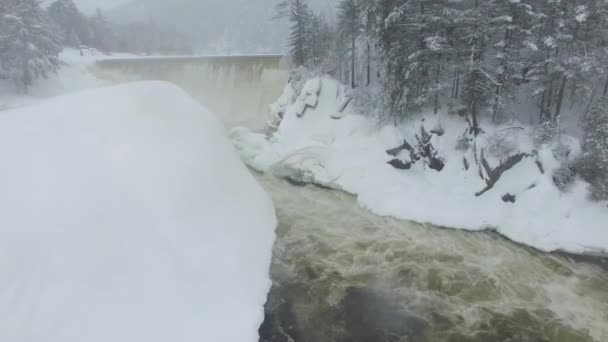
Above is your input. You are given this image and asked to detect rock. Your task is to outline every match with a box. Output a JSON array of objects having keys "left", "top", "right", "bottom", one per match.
[
  {"left": 388, "top": 158, "right": 412, "bottom": 170},
  {"left": 502, "top": 193, "right": 516, "bottom": 203},
  {"left": 429, "top": 156, "right": 445, "bottom": 172}
]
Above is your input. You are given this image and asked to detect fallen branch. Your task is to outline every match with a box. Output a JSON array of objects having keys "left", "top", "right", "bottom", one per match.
[
  {"left": 386, "top": 139, "right": 414, "bottom": 156},
  {"left": 476, "top": 151, "right": 530, "bottom": 196}
]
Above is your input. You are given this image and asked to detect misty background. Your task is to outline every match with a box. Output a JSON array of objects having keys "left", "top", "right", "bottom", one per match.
[{"left": 42, "top": 0, "right": 338, "bottom": 54}]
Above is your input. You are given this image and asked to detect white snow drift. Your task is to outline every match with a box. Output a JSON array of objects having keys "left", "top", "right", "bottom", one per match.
[
  {"left": 232, "top": 77, "right": 608, "bottom": 255},
  {"left": 0, "top": 82, "right": 276, "bottom": 342}
]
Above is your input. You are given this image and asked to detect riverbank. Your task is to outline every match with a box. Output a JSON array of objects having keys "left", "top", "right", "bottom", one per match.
[
  {"left": 254, "top": 173, "right": 608, "bottom": 342},
  {"left": 232, "top": 76, "right": 608, "bottom": 256}
]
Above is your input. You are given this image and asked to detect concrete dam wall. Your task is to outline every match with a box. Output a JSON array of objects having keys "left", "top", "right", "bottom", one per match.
[{"left": 93, "top": 55, "right": 290, "bottom": 129}]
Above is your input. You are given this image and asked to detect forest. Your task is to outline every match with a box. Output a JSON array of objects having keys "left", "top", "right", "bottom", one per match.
[
  {"left": 2, "top": 0, "right": 608, "bottom": 201},
  {"left": 280, "top": 0, "right": 608, "bottom": 202}
]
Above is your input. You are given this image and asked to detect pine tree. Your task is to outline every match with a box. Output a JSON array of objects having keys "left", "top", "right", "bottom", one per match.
[
  {"left": 486, "top": 0, "right": 535, "bottom": 123},
  {"left": 0, "top": 0, "right": 62, "bottom": 92},
  {"left": 338, "top": 0, "right": 361, "bottom": 88},
  {"left": 89, "top": 9, "right": 113, "bottom": 53},
  {"left": 47, "top": 0, "right": 90, "bottom": 47},
  {"left": 309, "top": 13, "right": 333, "bottom": 68},
  {"left": 287, "top": 0, "right": 314, "bottom": 67},
  {"left": 579, "top": 97, "right": 608, "bottom": 201}
]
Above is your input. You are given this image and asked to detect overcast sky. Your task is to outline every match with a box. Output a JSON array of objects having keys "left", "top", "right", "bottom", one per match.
[
  {"left": 42, "top": 0, "right": 132, "bottom": 14},
  {"left": 43, "top": 0, "right": 337, "bottom": 15}
]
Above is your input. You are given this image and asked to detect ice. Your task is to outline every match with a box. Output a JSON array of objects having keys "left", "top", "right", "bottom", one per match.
[{"left": 0, "top": 81, "right": 276, "bottom": 342}]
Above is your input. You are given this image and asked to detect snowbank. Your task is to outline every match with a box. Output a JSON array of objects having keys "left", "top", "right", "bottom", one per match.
[
  {"left": 0, "top": 49, "right": 137, "bottom": 111},
  {"left": 0, "top": 82, "right": 276, "bottom": 342},
  {"left": 232, "top": 77, "right": 608, "bottom": 255}
]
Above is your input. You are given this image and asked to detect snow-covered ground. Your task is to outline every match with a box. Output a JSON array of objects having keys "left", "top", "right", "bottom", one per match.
[
  {"left": 0, "top": 49, "right": 140, "bottom": 111},
  {"left": 0, "top": 67, "right": 276, "bottom": 339},
  {"left": 232, "top": 77, "right": 608, "bottom": 255},
  {"left": 0, "top": 50, "right": 103, "bottom": 110}
]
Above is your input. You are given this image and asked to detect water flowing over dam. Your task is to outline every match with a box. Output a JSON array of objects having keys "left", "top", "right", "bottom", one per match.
[
  {"left": 93, "top": 57, "right": 608, "bottom": 342},
  {"left": 93, "top": 55, "right": 289, "bottom": 129}
]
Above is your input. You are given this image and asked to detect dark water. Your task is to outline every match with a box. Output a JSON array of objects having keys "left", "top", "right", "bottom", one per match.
[{"left": 256, "top": 175, "right": 608, "bottom": 342}]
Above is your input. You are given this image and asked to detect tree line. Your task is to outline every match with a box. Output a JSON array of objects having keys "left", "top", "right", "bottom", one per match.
[
  {"left": 0, "top": 0, "right": 193, "bottom": 92},
  {"left": 282, "top": 0, "right": 608, "bottom": 200},
  {"left": 0, "top": 0, "right": 111, "bottom": 91}
]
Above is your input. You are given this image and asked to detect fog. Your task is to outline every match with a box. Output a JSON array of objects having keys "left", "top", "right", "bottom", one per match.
[
  {"left": 41, "top": 0, "right": 131, "bottom": 14},
  {"left": 103, "top": 0, "right": 338, "bottom": 54}
]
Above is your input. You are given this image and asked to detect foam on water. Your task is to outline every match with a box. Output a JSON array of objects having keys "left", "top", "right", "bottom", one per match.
[{"left": 257, "top": 174, "right": 608, "bottom": 341}]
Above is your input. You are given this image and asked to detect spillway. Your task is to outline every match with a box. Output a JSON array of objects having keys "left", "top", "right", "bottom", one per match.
[{"left": 93, "top": 55, "right": 289, "bottom": 129}]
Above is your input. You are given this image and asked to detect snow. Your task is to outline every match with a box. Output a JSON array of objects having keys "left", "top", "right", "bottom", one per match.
[
  {"left": 232, "top": 77, "right": 608, "bottom": 255},
  {"left": 0, "top": 81, "right": 276, "bottom": 341},
  {"left": 0, "top": 49, "right": 135, "bottom": 111}
]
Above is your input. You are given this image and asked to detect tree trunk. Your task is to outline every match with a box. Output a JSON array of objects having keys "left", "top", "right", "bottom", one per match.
[
  {"left": 471, "top": 96, "right": 480, "bottom": 136},
  {"left": 554, "top": 75, "right": 567, "bottom": 121},
  {"left": 454, "top": 69, "right": 461, "bottom": 99},
  {"left": 539, "top": 49, "right": 551, "bottom": 122},
  {"left": 492, "top": 87, "right": 501, "bottom": 123},
  {"left": 351, "top": 35, "right": 356, "bottom": 88},
  {"left": 603, "top": 70, "right": 608, "bottom": 97},
  {"left": 451, "top": 69, "right": 457, "bottom": 98},
  {"left": 433, "top": 65, "right": 440, "bottom": 114},
  {"left": 366, "top": 42, "right": 371, "bottom": 86},
  {"left": 545, "top": 77, "right": 555, "bottom": 122}
]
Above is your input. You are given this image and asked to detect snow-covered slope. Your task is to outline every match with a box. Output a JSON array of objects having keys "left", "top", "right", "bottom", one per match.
[
  {"left": 0, "top": 82, "right": 276, "bottom": 342},
  {"left": 0, "top": 49, "right": 141, "bottom": 112},
  {"left": 232, "top": 77, "right": 608, "bottom": 255},
  {"left": 0, "top": 50, "right": 106, "bottom": 111}
]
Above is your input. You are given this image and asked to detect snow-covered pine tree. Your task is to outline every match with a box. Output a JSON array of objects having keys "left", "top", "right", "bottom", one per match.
[
  {"left": 309, "top": 13, "right": 333, "bottom": 68},
  {"left": 579, "top": 97, "right": 608, "bottom": 201},
  {"left": 527, "top": 0, "right": 580, "bottom": 124},
  {"left": 337, "top": 0, "right": 361, "bottom": 88},
  {"left": 0, "top": 0, "right": 62, "bottom": 92},
  {"left": 89, "top": 9, "right": 114, "bottom": 53},
  {"left": 363, "top": 0, "right": 455, "bottom": 122},
  {"left": 287, "top": 0, "right": 314, "bottom": 67},
  {"left": 457, "top": 0, "right": 497, "bottom": 135},
  {"left": 47, "top": 0, "right": 90, "bottom": 48},
  {"left": 486, "top": 0, "right": 535, "bottom": 123}
]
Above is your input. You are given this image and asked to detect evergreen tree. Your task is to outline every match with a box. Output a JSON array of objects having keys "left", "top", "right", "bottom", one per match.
[
  {"left": 579, "top": 97, "right": 608, "bottom": 200},
  {"left": 274, "top": 0, "right": 608, "bottom": 133},
  {"left": 309, "top": 13, "right": 333, "bottom": 68},
  {"left": 0, "top": 0, "right": 62, "bottom": 92},
  {"left": 47, "top": 0, "right": 90, "bottom": 47},
  {"left": 337, "top": 0, "right": 361, "bottom": 88},
  {"left": 287, "top": 0, "right": 314, "bottom": 67},
  {"left": 486, "top": 0, "right": 535, "bottom": 123},
  {"left": 89, "top": 9, "right": 113, "bottom": 53}
]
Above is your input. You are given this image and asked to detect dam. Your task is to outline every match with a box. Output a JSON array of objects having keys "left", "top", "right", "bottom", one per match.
[
  {"left": 93, "top": 55, "right": 289, "bottom": 129},
  {"left": 93, "top": 56, "right": 608, "bottom": 342}
]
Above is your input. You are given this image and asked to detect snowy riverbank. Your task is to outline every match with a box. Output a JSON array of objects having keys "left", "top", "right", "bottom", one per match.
[
  {"left": 232, "top": 77, "right": 608, "bottom": 255},
  {"left": 0, "top": 49, "right": 141, "bottom": 112},
  {"left": 0, "top": 57, "right": 277, "bottom": 340}
]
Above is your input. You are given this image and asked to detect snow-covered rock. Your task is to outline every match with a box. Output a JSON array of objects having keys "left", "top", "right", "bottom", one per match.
[
  {"left": 232, "top": 77, "right": 608, "bottom": 255},
  {"left": 0, "top": 81, "right": 276, "bottom": 342}
]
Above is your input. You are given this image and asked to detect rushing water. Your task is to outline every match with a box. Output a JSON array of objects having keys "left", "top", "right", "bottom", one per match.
[
  {"left": 93, "top": 58, "right": 608, "bottom": 341},
  {"left": 257, "top": 174, "right": 608, "bottom": 341}
]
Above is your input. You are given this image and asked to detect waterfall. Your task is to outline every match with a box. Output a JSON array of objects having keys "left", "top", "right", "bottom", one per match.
[{"left": 93, "top": 56, "right": 289, "bottom": 129}]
